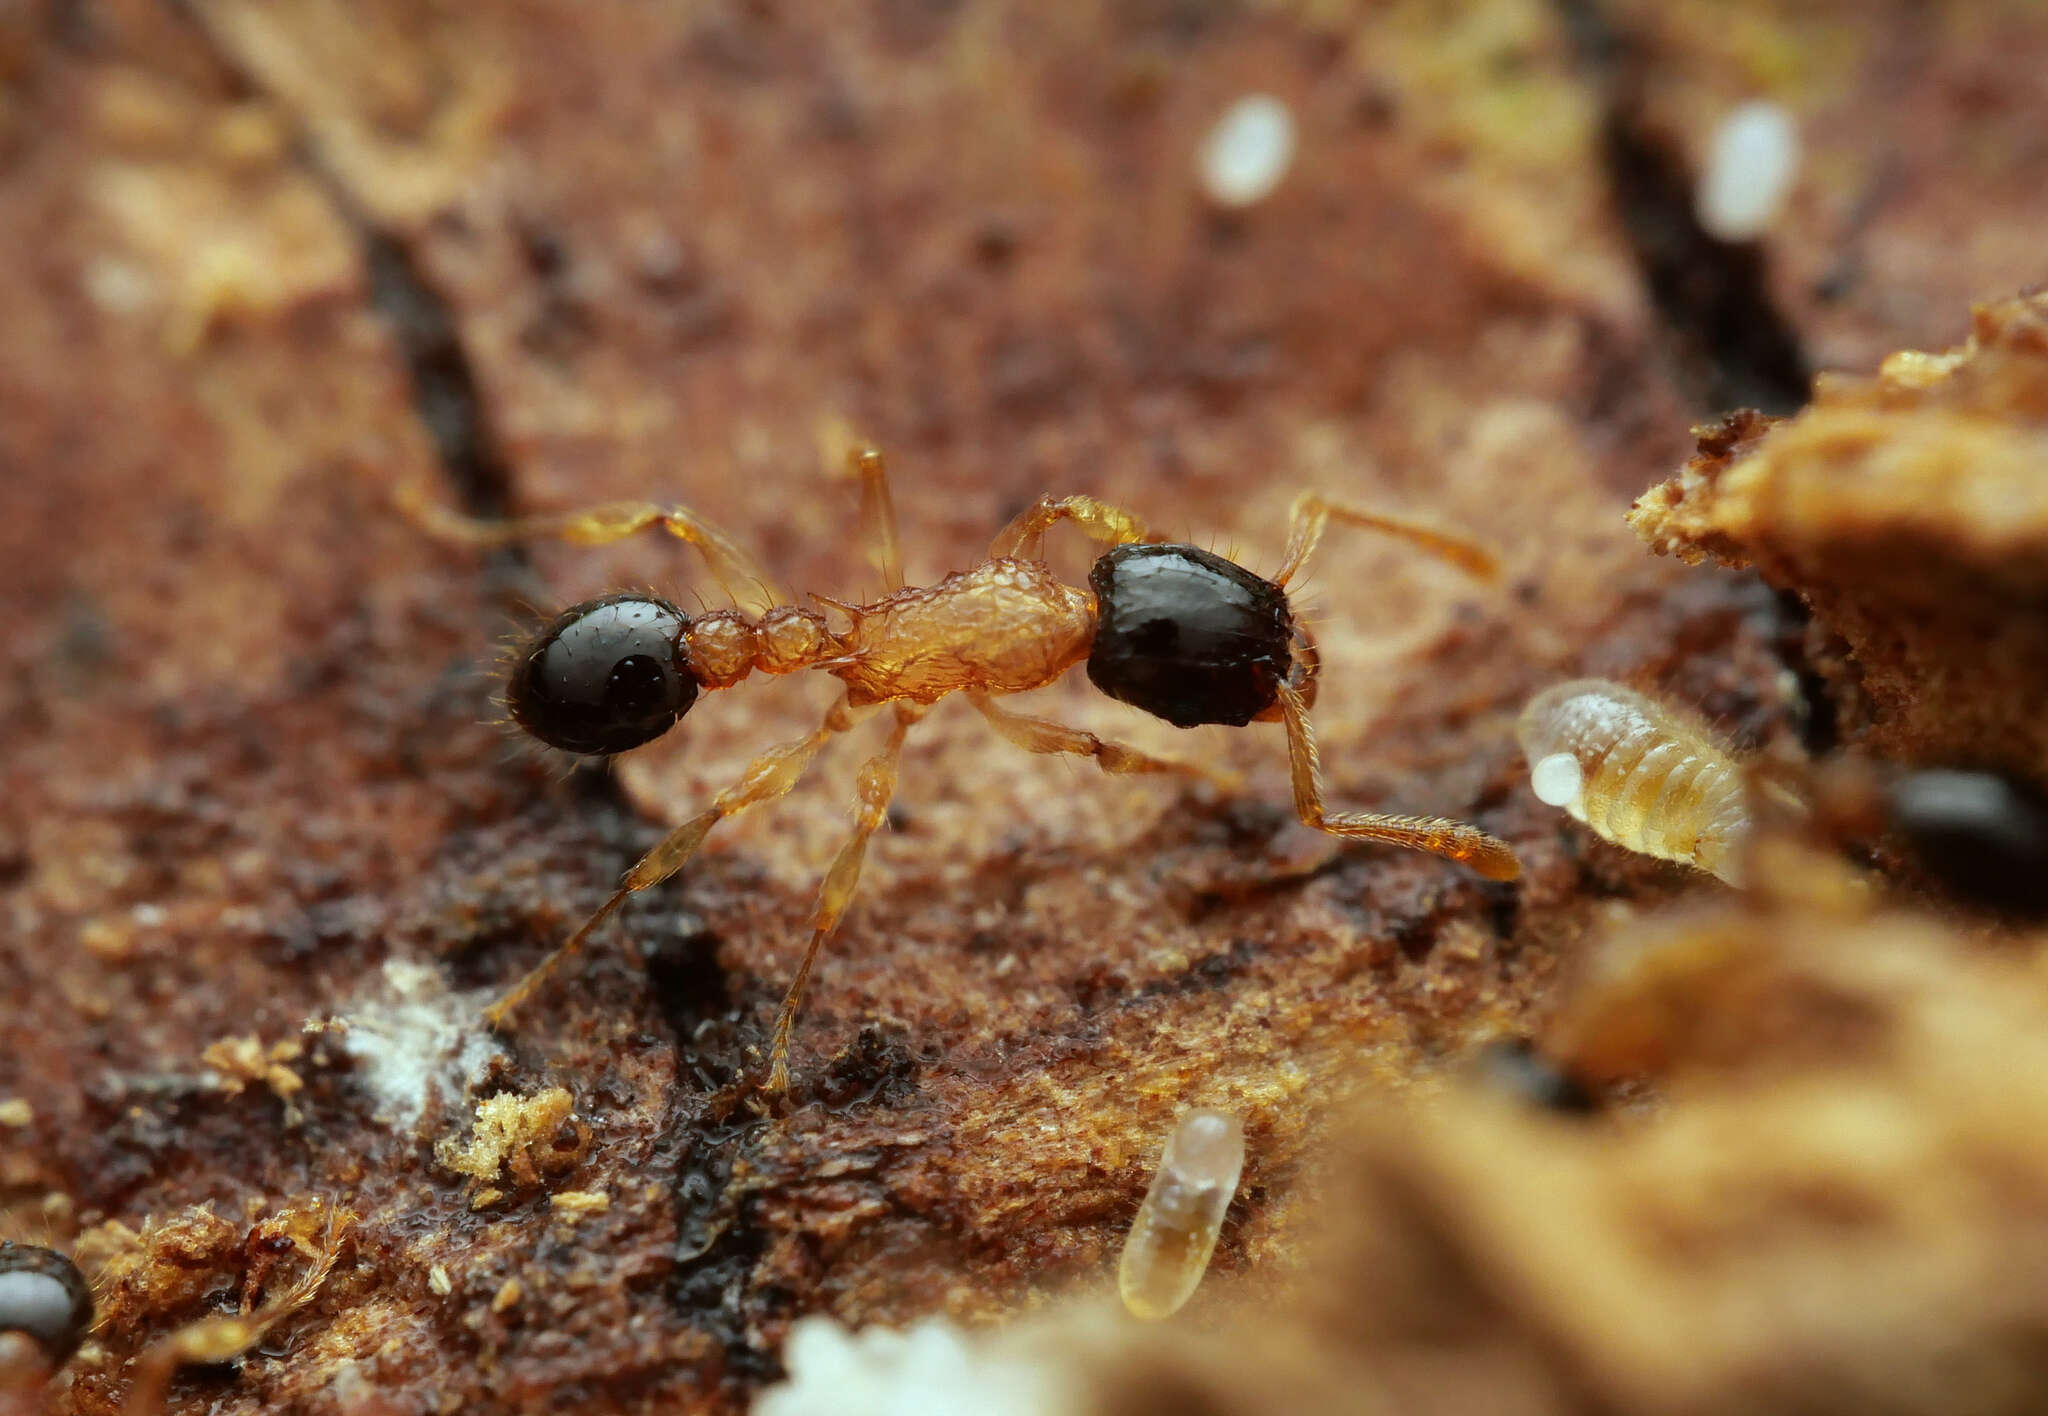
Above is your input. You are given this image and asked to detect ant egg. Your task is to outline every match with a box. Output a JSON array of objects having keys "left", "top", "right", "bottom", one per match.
[
  {"left": 1118, "top": 1108, "right": 1245, "bottom": 1320},
  {"left": 1198, "top": 95, "right": 1296, "bottom": 210},
  {"left": 1696, "top": 100, "right": 1800, "bottom": 242},
  {"left": 1517, "top": 679, "right": 1750, "bottom": 884}
]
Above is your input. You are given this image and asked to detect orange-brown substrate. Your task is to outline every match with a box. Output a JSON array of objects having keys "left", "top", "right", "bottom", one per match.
[{"left": 1632, "top": 290, "right": 2048, "bottom": 781}]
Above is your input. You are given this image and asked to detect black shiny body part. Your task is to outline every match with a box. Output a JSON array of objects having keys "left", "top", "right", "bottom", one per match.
[
  {"left": 1086, "top": 543, "right": 1294, "bottom": 728},
  {"left": 507, "top": 594, "right": 697, "bottom": 755},
  {"left": 1469, "top": 1038, "right": 1598, "bottom": 1115},
  {"left": 1887, "top": 768, "right": 2048, "bottom": 921},
  {"left": 0, "top": 1243, "right": 93, "bottom": 1365}
]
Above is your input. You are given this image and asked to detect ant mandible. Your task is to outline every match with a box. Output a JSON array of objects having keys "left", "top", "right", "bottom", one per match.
[{"left": 404, "top": 451, "right": 1520, "bottom": 1094}]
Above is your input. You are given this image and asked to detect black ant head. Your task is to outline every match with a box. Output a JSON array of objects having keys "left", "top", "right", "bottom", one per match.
[
  {"left": 507, "top": 594, "right": 700, "bottom": 755},
  {"left": 1084, "top": 542, "right": 1310, "bottom": 728}
]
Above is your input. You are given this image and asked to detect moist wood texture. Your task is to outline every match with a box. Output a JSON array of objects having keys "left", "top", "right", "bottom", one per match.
[{"left": 4, "top": 2, "right": 2045, "bottom": 1412}]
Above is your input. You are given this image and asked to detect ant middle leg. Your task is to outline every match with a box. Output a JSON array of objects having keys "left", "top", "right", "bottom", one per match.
[
  {"left": 396, "top": 483, "right": 784, "bottom": 613},
  {"left": 1271, "top": 491, "right": 1501, "bottom": 587},
  {"left": 968, "top": 691, "right": 1238, "bottom": 789},
  {"left": 766, "top": 701, "right": 927, "bottom": 1094},
  {"left": 988, "top": 494, "right": 1151, "bottom": 560},
  {"left": 1275, "top": 683, "right": 1521, "bottom": 881},
  {"left": 485, "top": 692, "right": 873, "bottom": 1030}
]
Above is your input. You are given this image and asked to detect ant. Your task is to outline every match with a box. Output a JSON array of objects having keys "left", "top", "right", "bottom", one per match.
[{"left": 403, "top": 451, "right": 1521, "bottom": 1093}]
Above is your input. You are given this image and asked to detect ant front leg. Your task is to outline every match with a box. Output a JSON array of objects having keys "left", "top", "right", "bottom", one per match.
[
  {"left": 766, "top": 701, "right": 927, "bottom": 1095},
  {"left": 1276, "top": 684, "right": 1520, "bottom": 881},
  {"left": 1271, "top": 491, "right": 1501, "bottom": 587},
  {"left": 396, "top": 483, "right": 784, "bottom": 614},
  {"left": 485, "top": 693, "right": 873, "bottom": 1030},
  {"left": 968, "top": 691, "right": 1238, "bottom": 790},
  {"left": 988, "top": 494, "right": 1151, "bottom": 561}
]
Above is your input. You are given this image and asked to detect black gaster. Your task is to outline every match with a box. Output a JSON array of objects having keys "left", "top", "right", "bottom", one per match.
[
  {"left": 1086, "top": 543, "right": 1294, "bottom": 728},
  {"left": 507, "top": 594, "right": 698, "bottom": 755},
  {"left": 1886, "top": 768, "right": 2048, "bottom": 921}
]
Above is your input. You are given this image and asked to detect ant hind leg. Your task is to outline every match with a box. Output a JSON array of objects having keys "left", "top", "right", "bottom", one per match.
[
  {"left": 1275, "top": 683, "right": 1520, "bottom": 881},
  {"left": 484, "top": 693, "right": 872, "bottom": 1030},
  {"left": 767, "top": 702, "right": 926, "bottom": 1095},
  {"left": 969, "top": 691, "right": 1237, "bottom": 789}
]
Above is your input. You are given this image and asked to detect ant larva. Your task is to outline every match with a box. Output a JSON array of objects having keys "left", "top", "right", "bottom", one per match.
[
  {"left": 403, "top": 450, "right": 1520, "bottom": 1093},
  {"left": 1517, "top": 679, "right": 1758, "bottom": 885}
]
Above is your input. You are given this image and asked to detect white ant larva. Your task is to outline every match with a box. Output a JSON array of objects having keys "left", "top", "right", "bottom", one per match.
[
  {"left": 1517, "top": 679, "right": 1755, "bottom": 884},
  {"left": 1117, "top": 1108, "right": 1245, "bottom": 1321}
]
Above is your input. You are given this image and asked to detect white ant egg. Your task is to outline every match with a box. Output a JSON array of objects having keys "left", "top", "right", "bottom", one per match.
[
  {"left": 1696, "top": 100, "right": 1800, "bottom": 242},
  {"left": 1198, "top": 95, "right": 1297, "bottom": 210}
]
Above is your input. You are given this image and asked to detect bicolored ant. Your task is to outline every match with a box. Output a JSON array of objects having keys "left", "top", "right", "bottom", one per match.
[{"left": 404, "top": 451, "right": 1520, "bottom": 1093}]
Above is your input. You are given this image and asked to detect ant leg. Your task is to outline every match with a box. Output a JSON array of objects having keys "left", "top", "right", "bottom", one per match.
[
  {"left": 1272, "top": 491, "right": 1500, "bottom": 588},
  {"left": 988, "top": 495, "right": 1151, "bottom": 561},
  {"left": 968, "top": 690, "right": 1238, "bottom": 789},
  {"left": 849, "top": 446, "right": 906, "bottom": 592},
  {"left": 1276, "top": 683, "right": 1520, "bottom": 880},
  {"left": 485, "top": 692, "right": 873, "bottom": 1030},
  {"left": 395, "top": 483, "right": 784, "bottom": 612},
  {"left": 766, "top": 702, "right": 926, "bottom": 1094}
]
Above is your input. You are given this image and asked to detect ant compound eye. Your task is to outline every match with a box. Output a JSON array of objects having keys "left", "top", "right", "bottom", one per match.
[
  {"left": 1086, "top": 543, "right": 1294, "bottom": 728},
  {"left": 508, "top": 594, "right": 697, "bottom": 755},
  {"left": 0, "top": 1243, "right": 94, "bottom": 1366}
]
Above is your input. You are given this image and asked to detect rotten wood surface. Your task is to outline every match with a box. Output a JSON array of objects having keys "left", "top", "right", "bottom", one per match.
[{"left": 4, "top": 2, "right": 2045, "bottom": 1411}]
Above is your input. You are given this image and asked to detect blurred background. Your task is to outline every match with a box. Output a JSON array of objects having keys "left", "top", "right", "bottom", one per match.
[{"left": 3, "top": 2, "right": 2046, "bottom": 1412}]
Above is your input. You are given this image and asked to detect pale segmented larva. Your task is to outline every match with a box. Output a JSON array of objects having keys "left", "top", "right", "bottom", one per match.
[
  {"left": 1118, "top": 1108, "right": 1245, "bottom": 1320},
  {"left": 1517, "top": 679, "right": 1751, "bottom": 883}
]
